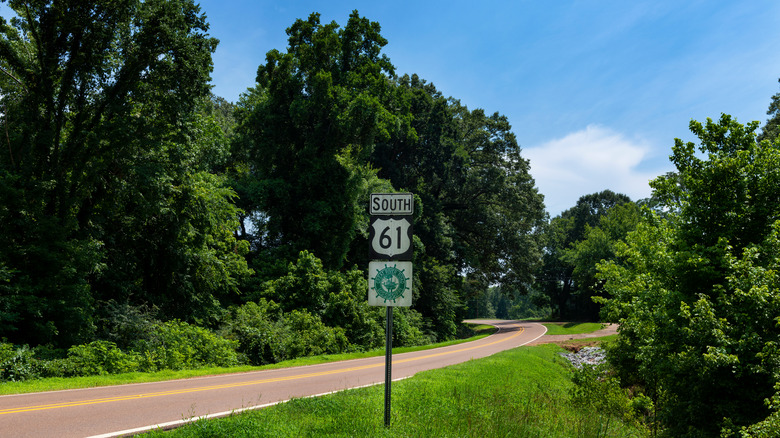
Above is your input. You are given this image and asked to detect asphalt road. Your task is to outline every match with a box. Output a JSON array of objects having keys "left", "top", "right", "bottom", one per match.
[{"left": 0, "top": 320, "right": 546, "bottom": 438}]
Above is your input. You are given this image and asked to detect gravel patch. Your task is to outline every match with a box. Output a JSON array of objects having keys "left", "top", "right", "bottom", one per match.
[{"left": 560, "top": 346, "right": 606, "bottom": 369}]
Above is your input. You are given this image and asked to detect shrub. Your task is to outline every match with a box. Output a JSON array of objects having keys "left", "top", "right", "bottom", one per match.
[
  {"left": 570, "top": 363, "right": 650, "bottom": 432},
  {"left": 260, "top": 252, "right": 385, "bottom": 352},
  {"left": 278, "top": 310, "right": 349, "bottom": 360},
  {"left": 322, "top": 268, "right": 384, "bottom": 350},
  {"left": 138, "top": 320, "right": 239, "bottom": 371},
  {"left": 65, "top": 340, "right": 138, "bottom": 376},
  {"left": 391, "top": 308, "right": 433, "bottom": 347},
  {"left": 98, "top": 301, "right": 158, "bottom": 351},
  {"left": 37, "top": 357, "right": 78, "bottom": 378},
  {"left": 261, "top": 251, "right": 333, "bottom": 314},
  {"left": 221, "top": 300, "right": 283, "bottom": 365},
  {"left": 0, "top": 343, "right": 40, "bottom": 382},
  {"left": 223, "top": 300, "right": 353, "bottom": 365}
]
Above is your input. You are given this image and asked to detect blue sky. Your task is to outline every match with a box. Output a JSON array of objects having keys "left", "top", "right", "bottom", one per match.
[
  {"left": 4, "top": 1, "right": 779, "bottom": 216},
  {"left": 197, "top": 0, "right": 780, "bottom": 215}
]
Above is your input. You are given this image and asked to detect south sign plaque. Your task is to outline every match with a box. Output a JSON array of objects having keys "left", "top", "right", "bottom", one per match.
[
  {"left": 369, "top": 193, "right": 413, "bottom": 261},
  {"left": 370, "top": 193, "right": 413, "bottom": 215}
]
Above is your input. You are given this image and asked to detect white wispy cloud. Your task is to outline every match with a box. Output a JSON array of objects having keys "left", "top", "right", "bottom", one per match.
[{"left": 524, "top": 125, "right": 667, "bottom": 216}]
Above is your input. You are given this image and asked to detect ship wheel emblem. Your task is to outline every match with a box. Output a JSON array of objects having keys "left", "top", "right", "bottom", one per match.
[{"left": 371, "top": 264, "right": 409, "bottom": 303}]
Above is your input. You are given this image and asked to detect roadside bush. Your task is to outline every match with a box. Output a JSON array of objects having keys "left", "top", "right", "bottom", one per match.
[
  {"left": 37, "top": 357, "right": 78, "bottom": 378},
  {"left": 322, "top": 268, "right": 384, "bottom": 350},
  {"left": 0, "top": 341, "right": 13, "bottom": 363},
  {"left": 259, "top": 252, "right": 385, "bottom": 352},
  {"left": 261, "top": 251, "right": 333, "bottom": 314},
  {"left": 65, "top": 340, "right": 139, "bottom": 376},
  {"left": 97, "top": 301, "right": 158, "bottom": 351},
  {"left": 137, "top": 320, "right": 239, "bottom": 371},
  {"left": 570, "top": 363, "right": 651, "bottom": 432},
  {"left": 390, "top": 308, "right": 433, "bottom": 347},
  {"left": 223, "top": 300, "right": 354, "bottom": 365},
  {"left": 222, "top": 299, "right": 283, "bottom": 365},
  {"left": 277, "top": 310, "right": 349, "bottom": 360},
  {"left": 0, "top": 343, "right": 39, "bottom": 382},
  {"left": 4, "top": 322, "right": 241, "bottom": 380}
]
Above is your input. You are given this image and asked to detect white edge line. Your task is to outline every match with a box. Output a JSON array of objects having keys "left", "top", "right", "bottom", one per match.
[
  {"left": 524, "top": 322, "right": 548, "bottom": 345},
  {"left": 86, "top": 377, "right": 412, "bottom": 438}
]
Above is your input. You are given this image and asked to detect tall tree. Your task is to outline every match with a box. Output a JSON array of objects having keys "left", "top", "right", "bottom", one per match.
[
  {"left": 0, "top": 0, "right": 247, "bottom": 346},
  {"left": 235, "top": 11, "right": 404, "bottom": 271},
  {"left": 599, "top": 115, "right": 780, "bottom": 436},
  {"left": 536, "top": 190, "right": 631, "bottom": 319},
  {"left": 371, "top": 74, "right": 545, "bottom": 337},
  {"left": 236, "top": 15, "right": 544, "bottom": 340}
]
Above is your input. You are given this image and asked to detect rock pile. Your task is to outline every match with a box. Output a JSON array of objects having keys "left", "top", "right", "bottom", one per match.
[{"left": 560, "top": 346, "right": 606, "bottom": 369}]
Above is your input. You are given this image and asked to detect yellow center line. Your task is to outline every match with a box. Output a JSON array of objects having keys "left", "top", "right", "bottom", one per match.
[
  {"left": 0, "top": 323, "right": 525, "bottom": 415},
  {"left": 396, "top": 325, "right": 525, "bottom": 364}
]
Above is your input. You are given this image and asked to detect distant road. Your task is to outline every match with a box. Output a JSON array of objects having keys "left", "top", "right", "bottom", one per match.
[{"left": 0, "top": 320, "right": 547, "bottom": 438}]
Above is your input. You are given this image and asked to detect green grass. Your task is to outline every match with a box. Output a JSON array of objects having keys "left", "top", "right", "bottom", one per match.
[
  {"left": 147, "top": 344, "right": 647, "bottom": 438},
  {"left": 0, "top": 325, "right": 496, "bottom": 395},
  {"left": 542, "top": 322, "right": 605, "bottom": 336}
]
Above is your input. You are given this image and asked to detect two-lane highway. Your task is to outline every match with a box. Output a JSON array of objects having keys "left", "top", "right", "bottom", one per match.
[{"left": 0, "top": 320, "right": 546, "bottom": 437}]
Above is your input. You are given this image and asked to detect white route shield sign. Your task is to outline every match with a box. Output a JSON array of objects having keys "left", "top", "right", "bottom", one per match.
[{"left": 369, "top": 217, "right": 413, "bottom": 260}]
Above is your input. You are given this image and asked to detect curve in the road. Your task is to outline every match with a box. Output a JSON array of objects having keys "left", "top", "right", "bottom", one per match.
[{"left": 0, "top": 320, "right": 547, "bottom": 438}]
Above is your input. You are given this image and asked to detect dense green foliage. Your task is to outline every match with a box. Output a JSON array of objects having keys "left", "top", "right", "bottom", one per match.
[
  {"left": 0, "top": 319, "right": 238, "bottom": 381},
  {"left": 0, "top": 5, "right": 544, "bottom": 380},
  {"left": 598, "top": 115, "right": 780, "bottom": 437},
  {"left": 0, "top": 0, "right": 250, "bottom": 346}
]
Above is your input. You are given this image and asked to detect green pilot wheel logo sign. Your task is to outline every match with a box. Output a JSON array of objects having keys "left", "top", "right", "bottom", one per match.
[
  {"left": 372, "top": 264, "right": 408, "bottom": 302},
  {"left": 368, "top": 261, "right": 412, "bottom": 307}
]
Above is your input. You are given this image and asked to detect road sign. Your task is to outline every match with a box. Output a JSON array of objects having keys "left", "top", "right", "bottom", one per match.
[
  {"left": 370, "top": 193, "right": 413, "bottom": 216},
  {"left": 368, "top": 261, "right": 413, "bottom": 307},
  {"left": 368, "top": 192, "right": 415, "bottom": 427},
  {"left": 369, "top": 216, "right": 413, "bottom": 260}
]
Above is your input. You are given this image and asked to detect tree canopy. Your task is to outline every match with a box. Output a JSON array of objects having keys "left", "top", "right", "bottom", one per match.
[
  {"left": 598, "top": 115, "right": 780, "bottom": 436},
  {"left": 0, "top": 0, "right": 249, "bottom": 346},
  {"left": 0, "top": 7, "right": 547, "bottom": 351},
  {"left": 233, "top": 11, "right": 403, "bottom": 271},
  {"left": 233, "top": 14, "right": 545, "bottom": 340}
]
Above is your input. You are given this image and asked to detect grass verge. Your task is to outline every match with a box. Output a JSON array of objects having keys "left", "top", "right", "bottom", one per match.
[{"left": 147, "top": 343, "right": 646, "bottom": 438}]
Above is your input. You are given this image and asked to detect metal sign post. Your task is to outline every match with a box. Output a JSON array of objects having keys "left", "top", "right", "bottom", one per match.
[
  {"left": 384, "top": 306, "right": 393, "bottom": 427},
  {"left": 368, "top": 193, "right": 413, "bottom": 428}
]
